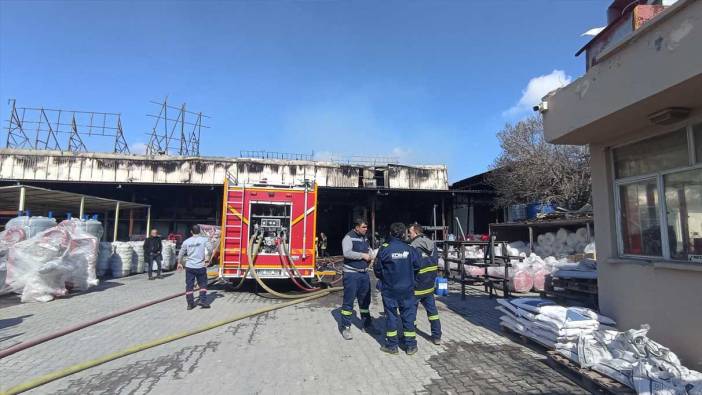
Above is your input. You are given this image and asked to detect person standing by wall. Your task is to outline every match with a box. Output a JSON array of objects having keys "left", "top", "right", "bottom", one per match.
[
  {"left": 143, "top": 229, "right": 162, "bottom": 280},
  {"left": 320, "top": 232, "right": 329, "bottom": 257},
  {"left": 339, "top": 218, "right": 373, "bottom": 340},
  {"left": 177, "top": 225, "right": 210, "bottom": 310},
  {"left": 408, "top": 223, "right": 442, "bottom": 345}
]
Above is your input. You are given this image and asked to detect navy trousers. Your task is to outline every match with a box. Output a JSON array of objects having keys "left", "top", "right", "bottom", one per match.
[
  {"left": 340, "top": 271, "right": 371, "bottom": 328},
  {"left": 185, "top": 267, "right": 208, "bottom": 305},
  {"left": 382, "top": 293, "right": 417, "bottom": 349},
  {"left": 416, "top": 294, "right": 442, "bottom": 339}
]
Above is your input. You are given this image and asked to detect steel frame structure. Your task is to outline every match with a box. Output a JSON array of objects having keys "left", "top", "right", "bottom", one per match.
[
  {"left": 145, "top": 98, "right": 209, "bottom": 156},
  {"left": 4, "top": 99, "right": 130, "bottom": 154}
]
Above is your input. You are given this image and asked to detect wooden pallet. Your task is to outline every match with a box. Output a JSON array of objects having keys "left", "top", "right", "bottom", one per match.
[{"left": 546, "top": 351, "right": 635, "bottom": 395}]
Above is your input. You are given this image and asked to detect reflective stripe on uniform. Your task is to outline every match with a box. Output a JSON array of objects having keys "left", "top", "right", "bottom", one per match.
[
  {"left": 359, "top": 309, "right": 370, "bottom": 313},
  {"left": 414, "top": 287, "right": 435, "bottom": 296},
  {"left": 341, "top": 310, "right": 353, "bottom": 316},
  {"left": 386, "top": 331, "right": 398, "bottom": 337},
  {"left": 428, "top": 314, "right": 440, "bottom": 321},
  {"left": 418, "top": 265, "right": 438, "bottom": 274},
  {"left": 403, "top": 331, "right": 416, "bottom": 337}
]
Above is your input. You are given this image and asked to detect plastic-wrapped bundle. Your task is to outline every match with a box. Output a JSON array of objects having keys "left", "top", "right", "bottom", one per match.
[
  {"left": 97, "top": 242, "right": 113, "bottom": 277},
  {"left": 6, "top": 226, "right": 98, "bottom": 302},
  {"left": 110, "top": 242, "right": 133, "bottom": 277},
  {"left": 129, "top": 241, "right": 145, "bottom": 273},
  {"left": 6, "top": 216, "right": 57, "bottom": 239},
  {"left": 58, "top": 218, "right": 104, "bottom": 240},
  {"left": 0, "top": 228, "right": 27, "bottom": 295},
  {"left": 541, "top": 232, "right": 556, "bottom": 246},
  {"left": 464, "top": 246, "right": 484, "bottom": 259},
  {"left": 531, "top": 268, "right": 550, "bottom": 291},
  {"left": 487, "top": 266, "right": 534, "bottom": 293},
  {"left": 161, "top": 240, "right": 176, "bottom": 271},
  {"left": 464, "top": 264, "right": 485, "bottom": 277}
]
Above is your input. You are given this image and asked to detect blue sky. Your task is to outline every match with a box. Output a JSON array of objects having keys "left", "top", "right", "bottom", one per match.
[{"left": 0, "top": 0, "right": 608, "bottom": 182}]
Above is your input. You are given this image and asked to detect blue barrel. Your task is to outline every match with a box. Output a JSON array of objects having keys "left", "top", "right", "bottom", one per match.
[
  {"left": 526, "top": 203, "right": 556, "bottom": 219},
  {"left": 434, "top": 277, "right": 448, "bottom": 296}
]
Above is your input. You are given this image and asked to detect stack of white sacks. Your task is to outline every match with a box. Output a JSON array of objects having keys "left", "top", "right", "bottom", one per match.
[
  {"left": 96, "top": 239, "right": 178, "bottom": 277},
  {"left": 161, "top": 240, "right": 177, "bottom": 271},
  {"left": 498, "top": 297, "right": 702, "bottom": 394},
  {"left": 497, "top": 297, "right": 614, "bottom": 349}
]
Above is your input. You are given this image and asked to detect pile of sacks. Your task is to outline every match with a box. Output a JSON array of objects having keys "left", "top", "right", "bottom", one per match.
[
  {"left": 575, "top": 326, "right": 702, "bottom": 394},
  {"left": 497, "top": 297, "right": 615, "bottom": 349},
  {"left": 95, "top": 239, "right": 177, "bottom": 277},
  {"left": 4, "top": 218, "right": 100, "bottom": 302},
  {"left": 533, "top": 228, "right": 594, "bottom": 258},
  {"left": 161, "top": 240, "right": 177, "bottom": 271},
  {"left": 498, "top": 298, "right": 702, "bottom": 394}
]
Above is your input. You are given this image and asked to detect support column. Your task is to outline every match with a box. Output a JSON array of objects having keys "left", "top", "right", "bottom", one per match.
[
  {"left": 371, "top": 195, "right": 376, "bottom": 247},
  {"left": 441, "top": 197, "right": 446, "bottom": 240},
  {"left": 128, "top": 209, "right": 134, "bottom": 237},
  {"left": 113, "top": 202, "right": 120, "bottom": 242},
  {"left": 146, "top": 206, "right": 152, "bottom": 235},
  {"left": 18, "top": 186, "right": 26, "bottom": 214},
  {"left": 104, "top": 211, "right": 109, "bottom": 241},
  {"left": 79, "top": 196, "right": 85, "bottom": 219},
  {"left": 468, "top": 202, "right": 475, "bottom": 235}
]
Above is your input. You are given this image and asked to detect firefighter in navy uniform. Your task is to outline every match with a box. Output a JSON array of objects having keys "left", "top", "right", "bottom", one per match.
[
  {"left": 374, "top": 222, "right": 422, "bottom": 355},
  {"left": 408, "top": 223, "right": 442, "bottom": 345},
  {"left": 339, "top": 218, "right": 374, "bottom": 340}
]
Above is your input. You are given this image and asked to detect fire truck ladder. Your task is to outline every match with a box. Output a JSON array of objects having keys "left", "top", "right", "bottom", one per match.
[{"left": 222, "top": 182, "right": 246, "bottom": 279}]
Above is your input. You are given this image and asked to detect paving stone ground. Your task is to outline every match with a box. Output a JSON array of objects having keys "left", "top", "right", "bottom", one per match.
[{"left": 0, "top": 273, "right": 589, "bottom": 394}]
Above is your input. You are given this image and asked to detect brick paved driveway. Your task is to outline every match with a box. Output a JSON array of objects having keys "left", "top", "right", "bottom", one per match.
[{"left": 0, "top": 274, "right": 588, "bottom": 394}]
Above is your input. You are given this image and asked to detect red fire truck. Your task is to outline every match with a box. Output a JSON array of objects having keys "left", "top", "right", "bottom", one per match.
[{"left": 218, "top": 176, "right": 317, "bottom": 282}]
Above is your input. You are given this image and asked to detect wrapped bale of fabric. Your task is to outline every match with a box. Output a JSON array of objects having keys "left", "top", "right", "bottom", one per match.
[
  {"left": 0, "top": 228, "right": 27, "bottom": 295},
  {"left": 487, "top": 265, "right": 534, "bottom": 293},
  {"left": 6, "top": 216, "right": 57, "bottom": 239},
  {"left": 531, "top": 268, "right": 550, "bottom": 292},
  {"left": 97, "top": 242, "right": 113, "bottom": 277},
  {"left": 129, "top": 241, "right": 146, "bottom": 273},
  {"left": 464, "top": 264, "right": 485, "bottom": 277},
  {"left": 110, "top": 242, "right": 133, "bottom": 278},
  {"left": 58, "top": 218, "right": 104, "bottom": 240},
  {"left": 6, "top": 226, "right": 98, "bottom": 302},
  {"left": 161, "top": 240, "right": 176, "bottom": 271}
]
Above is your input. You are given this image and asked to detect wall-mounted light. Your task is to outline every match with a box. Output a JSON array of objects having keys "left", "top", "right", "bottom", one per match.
[{"left": 532, "top": 101, "right": 549, "bottom": 113}]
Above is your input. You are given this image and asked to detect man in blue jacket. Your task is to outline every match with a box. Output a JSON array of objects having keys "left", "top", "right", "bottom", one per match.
[
  {"left": 339, "top": 218, "right": 373, "bottom": 340},
  {"left": 374, "top": 222, "right": 422, "bottom": 355},
  {"left": 409, "top": 223, "right": 442, "bottom": 345}
]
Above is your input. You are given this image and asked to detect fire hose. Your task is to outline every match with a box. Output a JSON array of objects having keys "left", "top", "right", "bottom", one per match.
[
  {"left": 1, "top": 290, "right": 335, "bottom": 395},
  {"left": 245, "top": 229, "right": 341, "bottom": 299}
]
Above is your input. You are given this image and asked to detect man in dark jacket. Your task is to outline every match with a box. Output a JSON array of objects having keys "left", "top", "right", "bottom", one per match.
[
  {"left": 143, "top": 229, "right": 162, "bottom": 280},
  {"left": 374, "top": 222, "right": 422, "bottom": 355},
  {"left": 339, "top": 218, "right": 373, "bottom": 340},
  {"left": 409, "top": 223, "right": 442, "bottom": 345}
]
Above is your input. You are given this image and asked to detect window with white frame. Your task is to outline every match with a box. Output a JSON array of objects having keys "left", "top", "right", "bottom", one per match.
[{"left": 613, "top": 122, "right": 702, "bottom": 262}]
